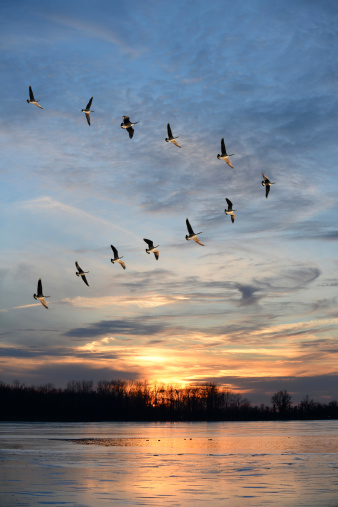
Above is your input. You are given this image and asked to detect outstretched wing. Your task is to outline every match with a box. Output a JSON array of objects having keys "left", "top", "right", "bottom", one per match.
[
  {"left": 82, "top": 275, "right": 89, "bottom": 287},
  {"left": 85, "top": 112, "right": 91, "bottom": 126},
  {"left": 221, "top": 138, "right": 226, "bottom": 155},
  {"left": 75, "top": 261, "right": 84, "bottom": 274},
  {"left": 167, "top": 123, "right": 173, "bottom": 138},
  {"left": 86, "top": 97, "right": 93, "bottom": 109},
  {"left": 171, "top": 139, "right": 181, "bottom": 148},
  {"left": 186, "top": 218, "right": 194, "bottom": 236},
  {"left": 111, "top": 245, "right": 118, "bottom": 258},
  {"left": 118, "top": 260, "right": 126, "bottom": 270},
  {"left": 225, "top": 198, "right": 233, "bottom": 210},
  {"left": 143, "top": 238, "right": 153, "bottom": 248},
  {"left": 127, "top": 126, "right": 134, "bottom": 138},
  {"left": 122, "top": 116, "right": 130, "bottom": 124},
  {"left": 231, "top": 214, "right": 235, "bottom": 224},
  {"left": 265, "top": 185, "right": 270, "bottom": 198},
  {"left": 29, "top": 86, "right": 35, "bottom": 101},
  {"left": 40, "top": 298, "right": 48, "bottom": 309},
  {"left": 193, "top": 237, "right": 204, "bottom": 246},
  {"left": 225, "top": 157, "right": 234, "bottom": 168},
  {"left": 153, "top": 249, "right": 159, "bottom": 260},
  {"left": 37, "top": 278, "right": 43, "bottom": 296},
  {"left": 262, "top": 172, "right": 269, "bottom": 182}
]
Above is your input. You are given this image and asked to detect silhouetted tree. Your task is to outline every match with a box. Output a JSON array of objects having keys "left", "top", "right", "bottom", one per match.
[{"left": 271, "top": 389, "right": 292, "bottom": 414}]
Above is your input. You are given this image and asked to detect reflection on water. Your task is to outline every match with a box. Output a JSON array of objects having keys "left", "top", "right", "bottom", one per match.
[{"left": 0, "top": 421, "right": 337, "bottom": 506}]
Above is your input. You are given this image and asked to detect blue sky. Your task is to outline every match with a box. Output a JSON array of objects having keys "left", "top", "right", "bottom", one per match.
[{"left": 0, "top": 0, "right": 337, "bottom": 404}]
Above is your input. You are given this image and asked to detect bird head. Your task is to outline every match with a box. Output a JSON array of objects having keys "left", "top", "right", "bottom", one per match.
[
  {"left": 33, "top": 294, "right": 37, "bottom": 300},
  {"left": 217, "top": 154, "right": 221, "bottom": 159},
  {"left": 185, "top": 235, "right": 189, "bottom": 241},
  {"left": 76, "top": 272, "right": 80, "bottom": 276}
]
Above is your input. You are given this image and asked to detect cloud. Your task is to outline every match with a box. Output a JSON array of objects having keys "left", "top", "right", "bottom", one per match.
[
  {"left": 64, "top": 319, "right": 167, "bottom": 339},
  {"left": 62, "top": 294, "right": 189, "bottom": 309}
]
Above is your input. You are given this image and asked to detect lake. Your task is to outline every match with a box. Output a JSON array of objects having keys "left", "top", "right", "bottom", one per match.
[{"left": 0, "top": 420, "right": 337, "bottom": 506}]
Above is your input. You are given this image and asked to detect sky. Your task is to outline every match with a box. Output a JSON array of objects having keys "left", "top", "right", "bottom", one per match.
[{"left": 0, "top": 0, "right": 337, "bottom": 405}]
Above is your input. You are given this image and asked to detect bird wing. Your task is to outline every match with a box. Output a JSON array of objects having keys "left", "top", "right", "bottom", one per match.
[
  {"left": 225, "top": 157, "right": 234, "bottom": 168},
  {"left": 186, "top": 218, "right": 194, "bottom": 235},
  {"left": 153, "top": 249, "right": 159, "bottom": 260},
  {"left": 221, "top": 138, "right": 226, "bottom": 155},
  {"left": 167, "top": 123, "right": 173, "bottom": 138},
  {"left": 118, "top": 260, "right": 126, "bottom": 270},
  {"left": 122, "top": 116, "right": 130, "bottom": 124},
  {"left": 40, "top": 298, "right": 48, "bottom": 309},
  {"left": 231, "top": 214, "right": 235, "bottom": 224},
  {"left": 143, "top": 238, "right": 153, "bottom": 248},
  {"left": 29, "top": 86, "right": 35, "bottom": 101},
  {"left": 85, "top": 112, "right": 91, "bottom": 126},
  {"left": 82, "top": 275, "right": 89, "bottom": 286},
  {"left": 75, "top": 261, "right": 84, "bottom": 274},
  {"left": 262, "top": 172, "right": 269, "bottom": 182},
  {"left": 171, "top": 139, "right": 181, "bottom": 148},
  {"left": 193, "top": 237, "right": 204, "bottom": 246},
  {"left": 37, "top": 278, "right": 43, "bottom": 296},
  {"left": 127, "top": 127, "right": 134, "bottom": 138},
  {"left": 265, "top": 185, "right": 270, "bottom": 198},
  {"left": 86, "top": 97, "right": 93, "bottom": 109},
  {"left": 225, "top": 198, "right": 232, "bottom": 210},
  {"left": 111, "top": 245, "right": 119, "bottom": 258},
  {"left": 34, "top": 102, "right": 43, "bottom": 109}
]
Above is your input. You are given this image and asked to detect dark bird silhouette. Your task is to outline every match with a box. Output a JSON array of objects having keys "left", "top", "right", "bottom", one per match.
[
  {"left": 225, "top": 198, "right": 236, "bottom": 223},
  {"left": 27, "top": 86, "right": 43, "bottom": 109},
  {"left": 75, "top": 261, "right": 89, "bottom": 286},
  {"left": 185, "top": 218, "right": 204, "bottom": 246},
  {"left": 143, "top": 238, "right": 159, "bottom": 260},
  {"left": 121, "top": 116, "right": 139, "bottom": 138},
  {"left": 33, "top": 278, "right": 49, "bottom": 309},
  {"left": 217, "top": 138, "right": 234, "bottom": 168},
  {"left": 262, "top": 172, "right": 275, "bottom": 198},
  {"left": 82, "top": 97, "right": 94, "bottom": 126},
  {"left": 111, "top": 245, "right": 126, "bottom": 270},
  {"left": 165, "top": 123, "right": 181, "bottom": 147}
]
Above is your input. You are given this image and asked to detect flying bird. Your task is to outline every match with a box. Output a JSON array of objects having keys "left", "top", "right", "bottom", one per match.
[
  {"left": 261, "top": 172, "right": 275, "bottom": 198},
  {"left": 33, "top": 278, "right": 49, "bottom": 309},
  {"left": 143, "top": 238, "right": 159, "bottom": 260},
  {"left": 27, "top": 86, "right": 43, "bottom": 109},
  {"left": 121, "top": 116, "right": 139, "bottom": 138},
  {"left": 185, "top": 218, "right": 204, "bottom": 246},
  {"left": 217, "top": 138, "right": 234, "bottom": 168},
  {"left": 82, "top": 97, "right": 94, "bottom": 126},
  {"left": 111, "top": 245, "right": 126, "bottom": 270},
  {"left": 225, "top": 198, "right": 236, "bottom": 223},
  {"left": 165, "top": 123, "right": 181, "bottom": 148},
  {"left": 75, "top": 261, "right": 89, "bottom": 286}
]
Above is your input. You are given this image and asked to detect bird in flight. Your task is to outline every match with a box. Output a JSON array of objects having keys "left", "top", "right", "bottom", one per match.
[
  {"left": 111, "top": 245, "right": 126, "bottom": 270},
  {"left": 143, "top": 238, "right": 159, "bottom": 260},
  {"left": 27, "top": 86, "right": 43, "bottom": 109},
  {"left": 82, "top": 97, "right": 94, "bottom": 126},
  {"left": 121, "top": 116, "right": 139, "bottom": 139},
  {"left": 185, "top": 218, "right": 204, "bottom": 246},
  {"left": 33, "top": 278, "right": 49, "bottom": 309},
  {"left": 225, "top": 198, "right": 236, "bottom": 223},
  {"left": 217, "top": 138, "right": 234, "bottom": 168},
  {"left": 261, "top": 173, "right": 275, "bottom": 198},
  {"left": 75, "top": 261, "right": 90, "bottom": 286},
  {"left": 165, "top": 123, "right": 181, "bottom": 148}
]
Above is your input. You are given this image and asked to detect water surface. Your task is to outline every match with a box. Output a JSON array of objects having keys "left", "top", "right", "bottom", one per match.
[{"left": 1, "top": 421, "right": 337, "bottom": 506}]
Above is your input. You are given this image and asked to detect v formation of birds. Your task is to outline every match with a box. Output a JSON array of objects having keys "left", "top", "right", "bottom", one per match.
[{"left": 27, "top": 86, "right": 276, "bottom": 309}]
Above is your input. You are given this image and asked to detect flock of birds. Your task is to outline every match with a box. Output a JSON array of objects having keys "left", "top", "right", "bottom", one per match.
[{"left": 27, "top": 86, "right": 276, "bottom": 309}]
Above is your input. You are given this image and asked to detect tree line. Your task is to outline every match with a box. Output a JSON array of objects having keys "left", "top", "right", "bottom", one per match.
[{"left": 0, "top": 380, "right": 337, "bottom": 422}]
